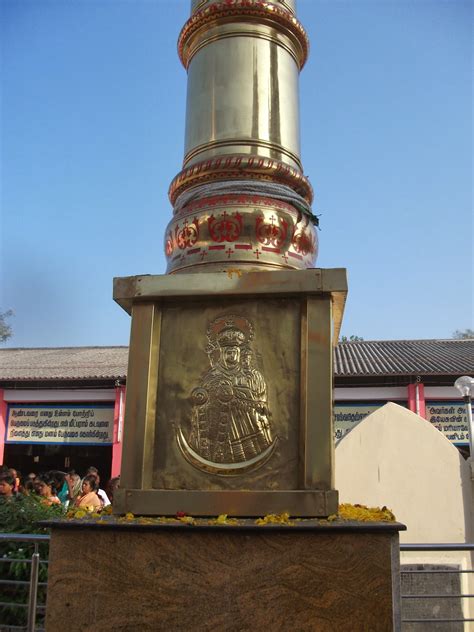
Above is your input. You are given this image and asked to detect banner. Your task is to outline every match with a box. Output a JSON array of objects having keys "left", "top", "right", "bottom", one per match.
[
  {"left": 425, "top": 401, "right": 471, "bottom": 446},
  {"left": 6, "top": 404, "right": 114, "bottom": 445}
]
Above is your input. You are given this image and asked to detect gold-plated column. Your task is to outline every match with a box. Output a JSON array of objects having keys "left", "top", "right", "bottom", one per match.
[
  {"left": 113, "top": 4, "right": 348, "bottom": 520},
  {"left": 182, "top": 23, "right": 302, "bottom": 170},
  {"left": 180, "top": 0, "right": 307, "bottom": 170},
  {"left": 164, "top": 0, "right": 319, "bottom": 274}
]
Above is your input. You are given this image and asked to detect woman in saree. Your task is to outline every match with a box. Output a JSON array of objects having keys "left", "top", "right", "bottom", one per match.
[
  {"left": 34, "top": 475, "right": 61, "bottom": 506},
  {"left": 74, "top": 474, "right": 102, "bottom": 512}
]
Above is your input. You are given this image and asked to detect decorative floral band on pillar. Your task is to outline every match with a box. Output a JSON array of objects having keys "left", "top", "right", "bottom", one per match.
[{"left": 164, "top": 194, "right": 318, "bottom": 273}]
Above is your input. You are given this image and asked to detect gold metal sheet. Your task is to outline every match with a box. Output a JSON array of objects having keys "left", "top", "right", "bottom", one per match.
[
  {"left": 153, "top": 297, "right": 300, "bottom": 491},
  {"left": 114, "top": 489, "right": 339, "bottom": 518},
  {"left": 303, "top": 296, "right": 333, "bottom": 489},
  {"left": 184, "top": 35, "right": 301, "bottom": 170},
  {"left": 113, "top": 270, "right": 347, "bottom": 517},
  {"left": 164, "top": 194, "right": 318, "bottom": 274},
  {"left": 119, "top": 302, "right": 161, "bottom": 490},
  {"left": 168, "top": 154, "right": 314, "bottom": 206},
  {"left": 114, "top": 269, "right": 342, "bottom": 302},
  {"left": 190, "top": 1, "right": 297, "bottom": 17},
  {"left": 113, "top": 269, "right": 347, "bottom": 343}
]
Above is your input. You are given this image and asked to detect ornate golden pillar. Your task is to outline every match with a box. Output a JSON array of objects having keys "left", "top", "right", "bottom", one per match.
[
  {"left": 165, "top": 0, "right": 318, "bottom": 274},
  {"left": 113, "top": 1, "right": 348, "bottom": 517},
  {"left": 43, "top": 10, "right": 399, "bottom": 632}
]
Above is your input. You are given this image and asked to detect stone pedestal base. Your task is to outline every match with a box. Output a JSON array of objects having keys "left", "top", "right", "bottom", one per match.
[{"left": 45, "top": 521, "right": 403, "bottom": 631}]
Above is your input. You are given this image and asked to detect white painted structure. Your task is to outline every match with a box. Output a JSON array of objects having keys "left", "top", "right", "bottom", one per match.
[{"left": 335, "top": 402, "right": 474, "bottom": 625}]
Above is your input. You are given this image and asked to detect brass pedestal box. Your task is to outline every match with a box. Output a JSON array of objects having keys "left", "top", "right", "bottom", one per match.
[{"left": 113, "top": 268, "right": 347, "bottom": 517}]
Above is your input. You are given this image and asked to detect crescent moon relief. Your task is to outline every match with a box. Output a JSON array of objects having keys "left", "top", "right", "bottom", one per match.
[{"left": 176, "top": 314, "right": 278, "bottom": 476}]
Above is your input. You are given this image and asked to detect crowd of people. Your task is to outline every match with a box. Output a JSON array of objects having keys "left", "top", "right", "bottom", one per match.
[{"left": 0, "top": 465, "right": 120, "bottom": 512}]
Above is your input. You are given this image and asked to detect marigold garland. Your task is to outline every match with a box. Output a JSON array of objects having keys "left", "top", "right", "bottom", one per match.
[
  {"left": 255, "top": 512, "right": 293, "bottom": 526},
  {"left": 62, "top": 503, "right": 396, "bottom": 525},
  {"left": 336, "top": 503, "right": 396, "bottom": 522}
]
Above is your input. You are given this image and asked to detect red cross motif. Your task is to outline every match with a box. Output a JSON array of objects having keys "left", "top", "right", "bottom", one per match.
[
  {"left": 208, "top": 211, "right": 243, "bottom": 243},
  {"left": 255, "top": 215, "right": 288, "bottom": 248},
  {"left": 175, "top": 217, "right": 199, "bottom": 250}
]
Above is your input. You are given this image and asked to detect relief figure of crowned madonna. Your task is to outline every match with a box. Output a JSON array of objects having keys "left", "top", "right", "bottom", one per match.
[{"left": 177, "top": 315, "right": 277, "bottom": 474}]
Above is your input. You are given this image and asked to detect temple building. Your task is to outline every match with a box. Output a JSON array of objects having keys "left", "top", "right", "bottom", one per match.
[{"left": 0, "top": 337, "right": 472, "bottom": 479}]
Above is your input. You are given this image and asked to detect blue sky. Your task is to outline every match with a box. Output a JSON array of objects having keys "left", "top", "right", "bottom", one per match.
[{"left": 1, "top": 0, "right": 472, "bottom": 348}]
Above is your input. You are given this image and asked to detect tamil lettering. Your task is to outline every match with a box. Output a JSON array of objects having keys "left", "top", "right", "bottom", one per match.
[{"left": 6, "top": 405, "right": 114, "bottom": 445}]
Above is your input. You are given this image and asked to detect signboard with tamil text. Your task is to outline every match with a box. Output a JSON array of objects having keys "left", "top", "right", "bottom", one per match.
[
  {"left": 425, "top": 401, "right": 471, "bottom": 446},
  {"left": 6, "top": 404, "right": 114, "bottom": 445},
  {"left": 333, "top": 403, "right": 398, "bottom": 441}
]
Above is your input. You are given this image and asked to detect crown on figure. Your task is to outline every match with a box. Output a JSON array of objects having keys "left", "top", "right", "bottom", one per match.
[
  {"left": 217, "top": 327, "right": 246, "bottom": 347},
  {"left": 207, "top": 314, "right": 254, "bottom": 351}
]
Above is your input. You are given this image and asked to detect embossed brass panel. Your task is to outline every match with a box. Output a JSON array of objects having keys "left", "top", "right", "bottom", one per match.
[
  {"left": 113, "top": 269, "right": 347, "bottom": 517},
  {"left": 153, "top": 298, "right": 300, "bottom": 491}
]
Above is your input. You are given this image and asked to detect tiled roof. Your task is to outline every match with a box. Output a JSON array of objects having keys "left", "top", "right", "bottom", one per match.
[
  {"left": 0, "top": 347, "right": 128, "bottom": 381},
  {"left": 334, "top": 339, "right": 474, "bottom": 376},
  {"left": 0, "top": 339, "right": 472, "bottom": 381}
]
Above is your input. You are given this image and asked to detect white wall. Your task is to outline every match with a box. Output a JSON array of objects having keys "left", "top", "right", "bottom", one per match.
[
  {"left": 335, "top": 402, "right": 474, "bottom": 623},
  {"left": 335, "top": 402, "right": 473, "bottom": 543}
]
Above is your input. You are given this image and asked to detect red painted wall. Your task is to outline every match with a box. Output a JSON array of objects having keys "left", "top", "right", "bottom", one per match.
[
  {"left": 111, "top": 385, "right": 126, "bottom": 478},
  {"left": 0, "top": 389, "right": 6, "bottom": 464}
]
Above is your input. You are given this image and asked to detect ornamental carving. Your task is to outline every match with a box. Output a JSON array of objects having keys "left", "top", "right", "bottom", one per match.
[
  {"left": 292, "top": 228, "right": 316, "bottom": 256},
  {"left": 175, "top": 218, "right": 200, "bottom": 250},
  {"left": 208, "top": 211, "right": 243, "bottom": 243},
  {"left": 168, "top": 155, "right": 313, "bottom": 206},
  {"left": 177, "top": 314, "right": 277, "bottom": 475},
  {"left": 256, "top": 215, "right": 288, "bottom": 248},
  {"left": 178, "top": 0, "right": 309, "bottom": 70},
  {"left": 165, "top": 230, "right": 174, "bottom": 257}
]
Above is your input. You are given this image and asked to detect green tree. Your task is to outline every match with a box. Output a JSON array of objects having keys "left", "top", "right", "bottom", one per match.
[
  {"left": 0, "top": 496, "right": 62, "bottom": 627},
  {"left": 0, "top": 309, "right": 13, "bottom": 343},
  {"left": 452, "top": 329, "right": 474, "bottom": 340},
  {"left": 341, "top": 335, "right": 364, "bottom": 342}
]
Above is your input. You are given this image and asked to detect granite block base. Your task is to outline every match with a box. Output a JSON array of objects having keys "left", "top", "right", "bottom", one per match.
[{"left": 45, "top": 521, "right": 402, "bottom": 631}]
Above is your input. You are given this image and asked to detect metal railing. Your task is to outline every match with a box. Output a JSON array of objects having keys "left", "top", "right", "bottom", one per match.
[
  {"left": 0, "top": 534, "right": 50, "bottom": 632},
  {"left": 400, "top": 543, "right": 474, "bottom": 628}
]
